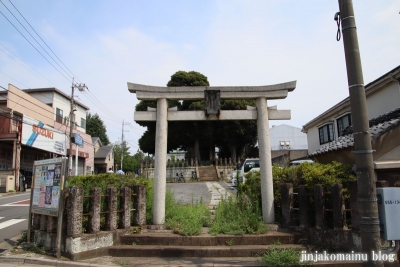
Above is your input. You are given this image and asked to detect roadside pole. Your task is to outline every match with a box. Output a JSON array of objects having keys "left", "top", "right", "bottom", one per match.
[{"left": 336, "top": 1, "right": 382, "bottom": 266}]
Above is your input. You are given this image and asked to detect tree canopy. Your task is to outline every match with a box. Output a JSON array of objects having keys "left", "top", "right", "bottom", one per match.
[
  {"left": 114, "top": 143, "right": 144, "bottom": 173},
  {"left": 86, "top": 113, "right": 110, "bottom": 145},
  {"left": 135, "top": 70, "right": 258, "bottom": 162}
]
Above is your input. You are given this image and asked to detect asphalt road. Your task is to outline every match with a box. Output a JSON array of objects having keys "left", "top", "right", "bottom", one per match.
[{"left": 0, "top": 192, "right": 31, "bottom": 252}]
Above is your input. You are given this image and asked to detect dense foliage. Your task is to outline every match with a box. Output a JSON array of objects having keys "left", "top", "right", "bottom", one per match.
[
  {"left": 209, "top": 196, "right": 269, "bottom": 235},
  {"left": 113, "top": 145, "right": 144, "bottom": 173},
  {"left": 86, "top": 112, "right": 110, "bottom": 145},
  {"left": 241, "top": 161, "right": 356, "bottom": 224}
]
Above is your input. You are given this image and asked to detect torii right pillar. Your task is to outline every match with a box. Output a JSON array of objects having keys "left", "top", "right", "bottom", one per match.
[{"left": 256, "top": 97, "right": 274, "bottom": 223}]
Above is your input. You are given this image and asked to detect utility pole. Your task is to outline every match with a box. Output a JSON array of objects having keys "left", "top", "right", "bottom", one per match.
[
  {"left": 68, "top": 78, "right": 87, "bottom": 177},
  {"left": 336, "top": 1, "right": 382, "bottom": 266},
  {"left": 120, "top": 120, "right": 130, "bottom": 171}
]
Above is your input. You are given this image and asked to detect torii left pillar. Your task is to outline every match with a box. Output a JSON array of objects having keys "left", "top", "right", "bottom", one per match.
[{"left": 153, "top": 98, "right": 168, "bottom": 224}]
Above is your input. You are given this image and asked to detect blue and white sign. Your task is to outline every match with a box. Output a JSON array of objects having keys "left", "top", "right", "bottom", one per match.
[
  {"left": 74, "top": 133, "right": 84, "bottom": 147},
  {"left": 22, "top": 116, "right": 66, "bottom": 155}
]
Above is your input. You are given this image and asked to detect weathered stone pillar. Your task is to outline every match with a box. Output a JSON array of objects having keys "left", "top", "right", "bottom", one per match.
[
  {"left": 67, "top": 186, "right": 83, "bottom": 237},
  {"left": 298, "top": 185, "right": 309, "bottom": 228},
  {"left": 47, "top": 216, "right": 57, "bottom": 233},
  {"left": 314, "top": 184, "right": 325, "bottom": 229},
  {"left": 89, "top": 187, "right": 101, "bottom": 233},
  {"left": 256, "top": 97, "right": 274, "bottom": 223},
  {"left": 134, "top": 185, "right": 146, "bottom": 226},
  {"left": 280, "top": 183, "right": 293, "bottom": 227},
  {"left": 332, "top": 184, "right": 346, "bottom": 229},
  {"left": 349, "top": 180, "right": 360, "bottom": 231},
  {"left": 153, "top": 98, "right": 168, "bottom": 225},
  {"left": 106, "top": 187, "right": 117, "bottom": 230},
  {"left": 40, "top": 215, "right": 47, "bottom": 231},
  {"left": 32, "top": 214, "right": 40, "bottom": 230},
  {"left": 120, "top": 187, "right": 131, "bottom": 229}
]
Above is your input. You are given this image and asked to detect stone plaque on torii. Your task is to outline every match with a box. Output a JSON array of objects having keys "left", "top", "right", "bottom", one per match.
[{"left": 128, "top": 81, "right": 296, "bottom": 225}]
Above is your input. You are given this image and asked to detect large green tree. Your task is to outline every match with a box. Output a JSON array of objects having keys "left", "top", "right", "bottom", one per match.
[
  {"left": 86, "top": 113, "right": 110, "bottom": 145},
  {"left": 135, "top": 70, "right": 258, "bottom": 163}
]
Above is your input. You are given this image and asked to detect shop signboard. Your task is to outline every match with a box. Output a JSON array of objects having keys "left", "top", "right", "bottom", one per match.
[{"left": 22, "top": 115, "right": 66, "bottom": 155}]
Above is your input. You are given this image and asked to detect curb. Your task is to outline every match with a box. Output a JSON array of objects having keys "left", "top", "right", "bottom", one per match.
[{"left": 0, "top": 256, "right": 112, "bottom": 267}]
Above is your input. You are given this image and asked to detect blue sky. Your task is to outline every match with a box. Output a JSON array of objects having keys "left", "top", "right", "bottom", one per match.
[{"left": 1, "top": 0, "right": 399, "bottom": 154}]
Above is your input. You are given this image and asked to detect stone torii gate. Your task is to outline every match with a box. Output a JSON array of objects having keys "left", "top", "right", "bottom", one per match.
[{"left": 128, "top": 81, "right": 296, "bottom": 225}]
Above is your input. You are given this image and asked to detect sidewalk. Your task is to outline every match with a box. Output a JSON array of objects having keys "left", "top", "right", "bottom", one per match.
[{"left": 0, "top": 188, "right": 30, "bottom": 198}]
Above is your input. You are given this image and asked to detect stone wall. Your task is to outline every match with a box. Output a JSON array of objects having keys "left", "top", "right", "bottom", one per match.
[{"left": 31, "top": 184, "right": 146, "bottom": 260}]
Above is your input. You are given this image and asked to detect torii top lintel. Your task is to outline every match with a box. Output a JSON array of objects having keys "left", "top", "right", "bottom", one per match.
[{"left": 127, "top": 81, "right": 296, "bottom": 100}]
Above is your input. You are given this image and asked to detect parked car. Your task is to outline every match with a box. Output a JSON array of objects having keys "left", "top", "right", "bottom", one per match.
[
  {"left": 231, "top": 158, "right": 260, "bottom": 186},
  {"left": 289, "top": 159, "right": 314, "bottom": 166}
]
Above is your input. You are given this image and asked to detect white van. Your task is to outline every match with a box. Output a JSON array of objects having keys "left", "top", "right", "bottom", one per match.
[{"left": 231, "top": 158, "right": 260, "bottom": 186}]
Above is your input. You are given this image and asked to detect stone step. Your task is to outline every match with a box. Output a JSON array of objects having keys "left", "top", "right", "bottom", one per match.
[
  {"left": 119, "top": 231, "right": 300, "bottom": 246},
  {"left": 108, "top": 244, "right": 307, "bottom": 258}
]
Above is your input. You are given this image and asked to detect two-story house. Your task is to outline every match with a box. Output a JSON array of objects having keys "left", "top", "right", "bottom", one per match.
[
  {"left": 302, "top": 65, "right": 400, "bottom": 185},
  {"left": 92, "top": 137, "right": 114, "bottom": 174},
  {"left": 0, "top": 84, "right": 95, "bottom": 191}
]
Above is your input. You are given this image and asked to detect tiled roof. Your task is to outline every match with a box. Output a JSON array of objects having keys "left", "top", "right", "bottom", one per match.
[
  {"left": 310, "top": 107, "right": 400, "bottom": 156},
  {"left": 94, "top": 145, "right": 114, "bottom": 159},
  {"left": 92, "top": 137, "right": 101, "bottom": 145}
]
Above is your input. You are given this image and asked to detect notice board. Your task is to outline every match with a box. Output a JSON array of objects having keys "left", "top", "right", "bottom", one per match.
[{"left": 30, "top": 157, "right": 66, "bottom": 216}]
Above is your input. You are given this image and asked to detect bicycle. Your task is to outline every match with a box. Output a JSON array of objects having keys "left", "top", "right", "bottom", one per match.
[{"left": 176, "top": 172, "right": 185, "bottom": 183}]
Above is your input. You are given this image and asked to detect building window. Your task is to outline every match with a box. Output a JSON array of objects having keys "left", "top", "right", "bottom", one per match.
[
  {"left": 56, "top": 108, "right": 63, "bottom": 123},
  {"left": 337, "top": 113, "right": 352, "bottom": 137},
  {"left": 319, "top": 124, "right": 334, "bottom": 144},
  {"left": 81, "top": 118, "right": 86, "bottom": 130},
  {"left": 12, "top": 113, "right": 22, "bottom": 126},
  {"left": 279, "top": 141, "right": 290, "bottom": 150}
]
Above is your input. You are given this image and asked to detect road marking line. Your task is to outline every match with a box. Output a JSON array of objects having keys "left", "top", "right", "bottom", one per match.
[
  {"left": 0, "top": 199, "right": 30, "bottom": 207},
  {"left": 0, "top": 206, "right": 29, "bottom": 207},
  {"left": 0, "top": 219, "right": 26, "bottom": 230},
  {"left": 0, "top": 193, "right": 30, "bottom": 199}
]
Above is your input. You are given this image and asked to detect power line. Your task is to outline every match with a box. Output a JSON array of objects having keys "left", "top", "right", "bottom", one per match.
[
  {"left": 0, "top": 85, "right": 58, "bottom": 123},
  {"left": 0, "top": 9, "right": 71, "bottom": 83},
  {"left": 83, "top": 89, "right": 123, "bottom": 121},
  {"left": 0, "top": 42, "right": 55, "bottom": 86},
  {"left": 7, "top": 0, "right": 81, "bottom": 82},
  {"left": 0, "top": 70, "right": 70, "bottom": 108},
  {"left": 0, "top": 0, "right": 72, "bottom": 81}
]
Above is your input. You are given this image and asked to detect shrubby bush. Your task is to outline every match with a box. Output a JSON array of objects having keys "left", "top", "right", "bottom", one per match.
[{"left": 241, "top": 161, "right": 356, "bottom": 224}]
